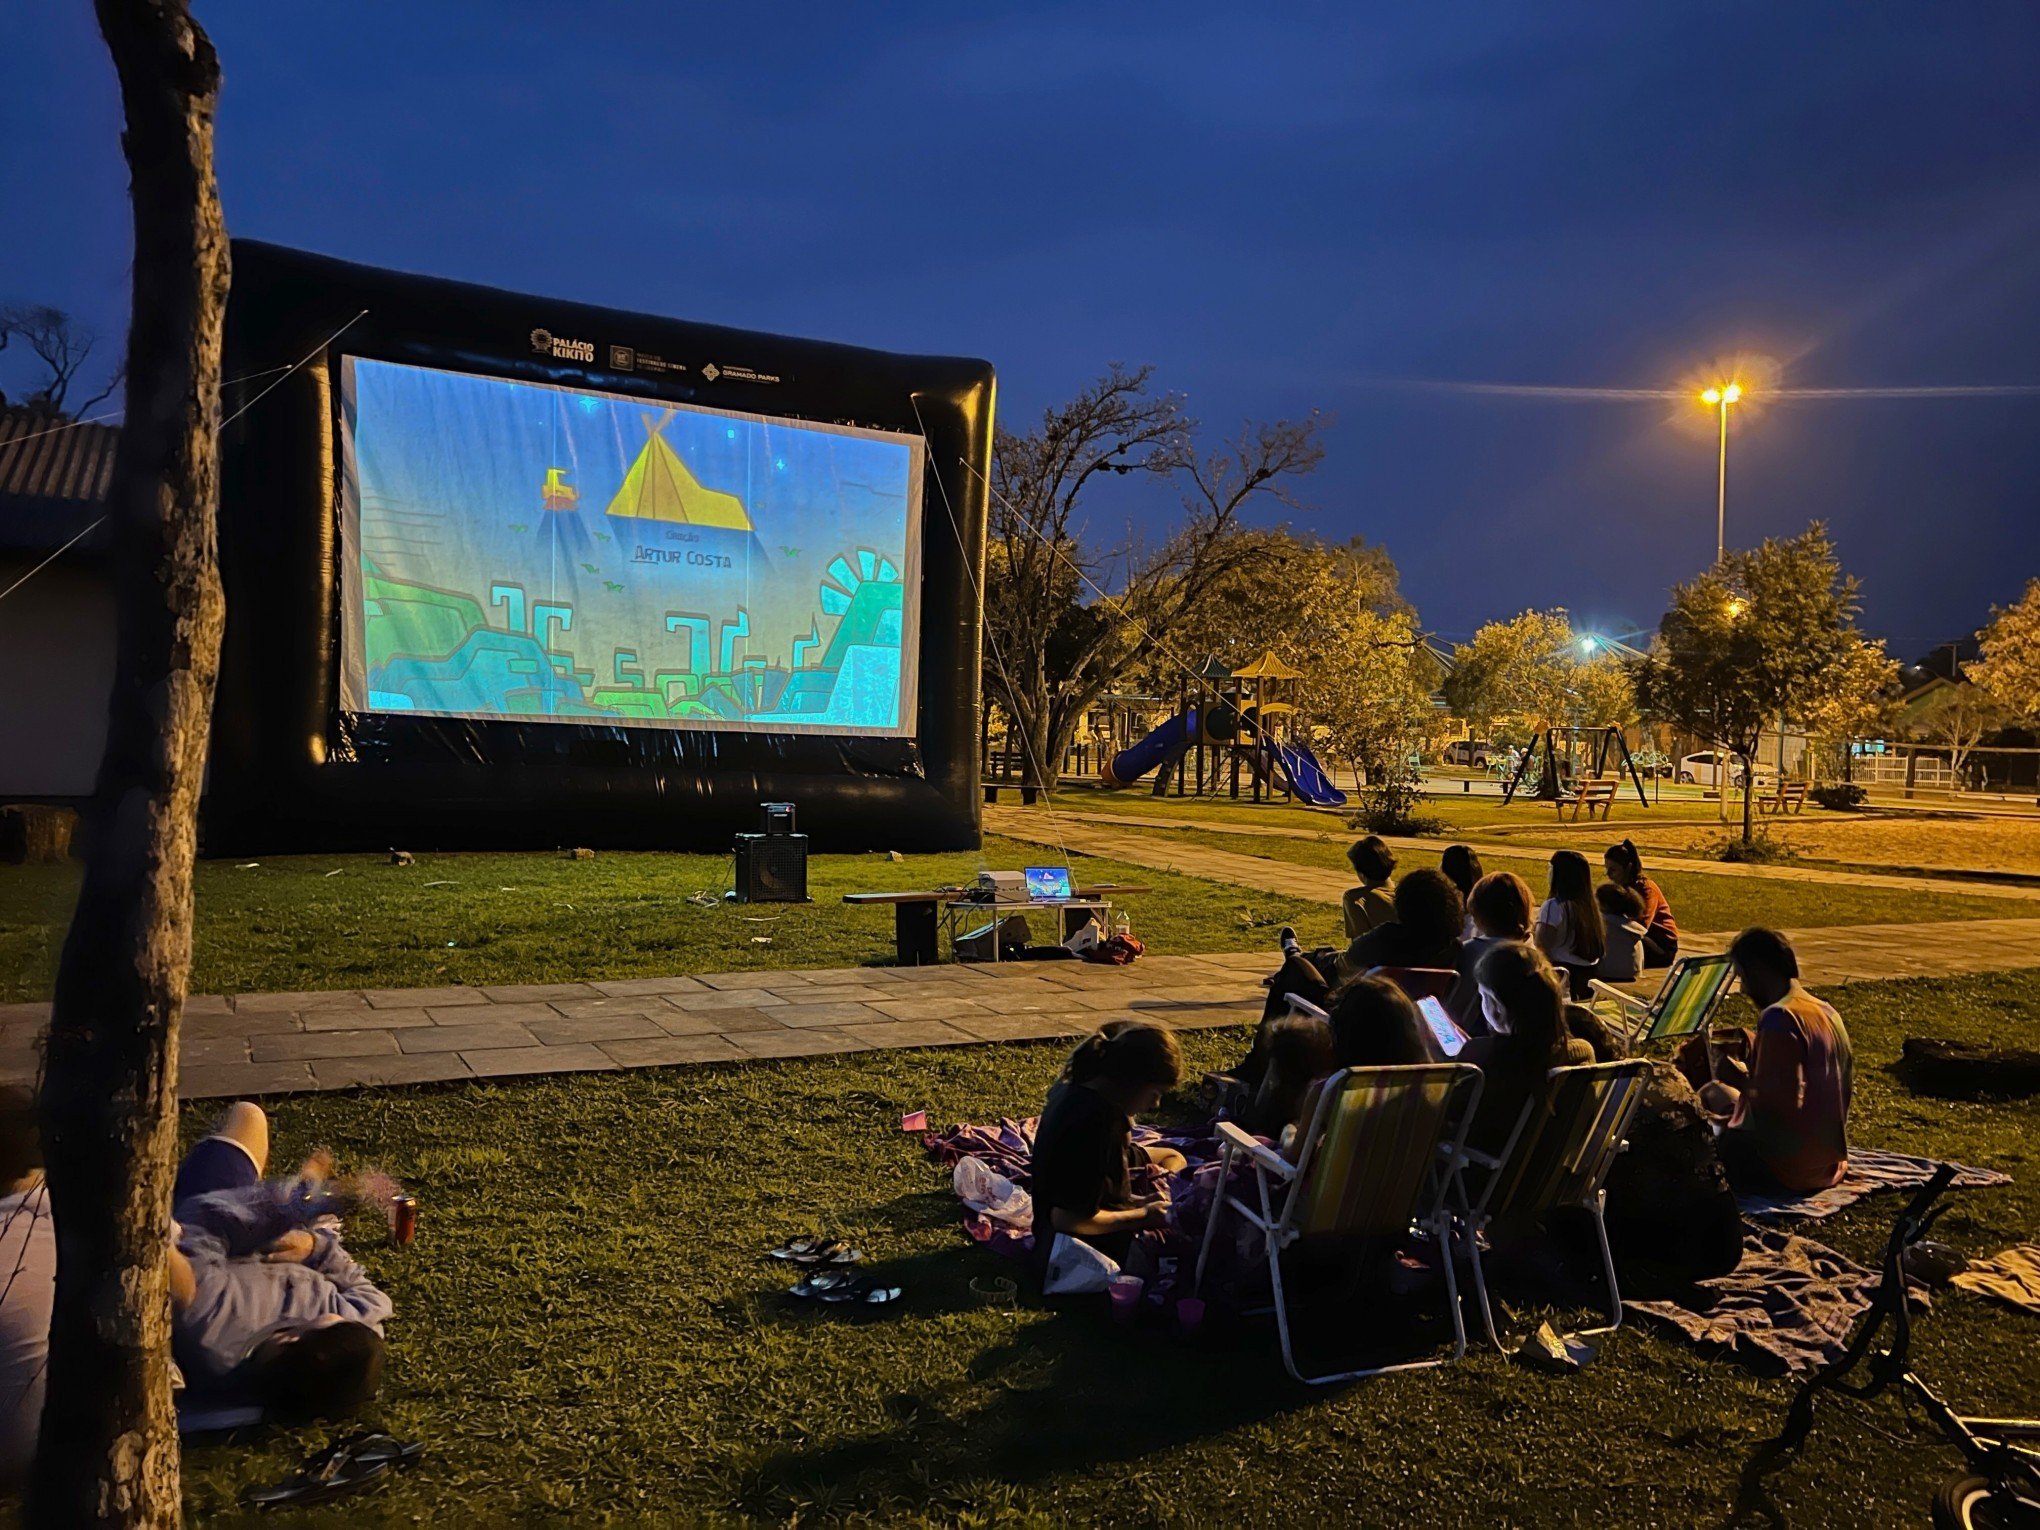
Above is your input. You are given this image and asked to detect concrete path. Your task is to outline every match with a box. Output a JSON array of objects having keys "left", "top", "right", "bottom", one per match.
[
  {"left": 989, "top": 806, "right": 2040, "bottom": 904},
  {"left": 2, "top": 915, "right": 2034, "bottom": 1100},
  {"left": 0, "top": 953, "right": 1272, "bottom": 1101}
]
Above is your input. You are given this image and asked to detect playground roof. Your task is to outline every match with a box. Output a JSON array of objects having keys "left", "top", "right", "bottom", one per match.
[{"left": 1233, "top": 650, "right": 1303, "bottom": 680}]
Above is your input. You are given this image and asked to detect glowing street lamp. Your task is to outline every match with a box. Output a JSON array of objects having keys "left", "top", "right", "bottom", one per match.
[{"left": 1700, "top": 382, "right": 1744, "bottom": 563}]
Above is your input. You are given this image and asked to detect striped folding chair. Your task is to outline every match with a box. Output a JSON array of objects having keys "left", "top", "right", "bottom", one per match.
[
  {"left": 1455, "top": 1059, "right": 1653, "bottom": 1348},
  {"left": 1589, "top": 953, "right": 1737, "bottom": 1048},
  {"left": 1192, "top": 1062, "right": 1484, "bottom": 1384}
]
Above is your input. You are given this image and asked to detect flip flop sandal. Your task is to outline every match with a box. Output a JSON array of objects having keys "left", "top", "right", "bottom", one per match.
[
  {"left": 789, "top": 1268, "right": 861, "bottom": 1299},
  {"left": 767, "top": 1235, "right": 829, "bottom": 1261},
  {"left": 242, "top": 1432, "right": 421, "bottom": 1509},
  {"left": 818, "top": 1276, "right": 904, "bottom": 1306},
  {"left": 790, "top": 1240, "right": 862, "bottom": 1268}
]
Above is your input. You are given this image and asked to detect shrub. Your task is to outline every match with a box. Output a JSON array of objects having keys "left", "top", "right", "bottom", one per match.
[
  {"left": 1706, "top": 833, "right": 1796, "bottom": 865},
  {"left": 1811, "top": 782, "right": 1868, "bottom": 811},
  {"left": 1348, "top": 774, "right": 1447, "bottom": 838}
]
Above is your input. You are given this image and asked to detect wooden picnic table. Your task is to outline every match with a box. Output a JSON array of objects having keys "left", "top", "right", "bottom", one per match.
[{"left": 844, "top": 883, "right": 1152, "bottom": 965}]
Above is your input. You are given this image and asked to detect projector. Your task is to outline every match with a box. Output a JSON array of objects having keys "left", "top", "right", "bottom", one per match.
[{"left": 971, "top": 870, "right": 1028, "bottom": 903}]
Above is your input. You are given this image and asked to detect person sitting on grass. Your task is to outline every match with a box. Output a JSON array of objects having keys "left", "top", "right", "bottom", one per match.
[
  {"left": 1030, "top": 1022, "right": 1183, "bottom": 1287},
  {"left": 1440, "top": 845, "right": 1483, "bottom": 937},
  {"left": 1342, "top": 836, "right": 1398, "bottom": 939},
  {"left": 1697, "top": 928, "right": 1855, "bottom": 1194},
  {"left": 1594, "top": 882, "right": 1651, "bottom": 985},
  {"left": 1449, "top": 871, "right": 1534, "bottom": 1034},
  {"left": 1458, "top": 942, "right": 1596, "bottom": 1158},
  {"left": 1535, "top": 850, "right": 1606, "bottom": 999},
  {"left": 0, "top": 1088, "right": 51, "bottom": 1486},
  {"left": 1341, "top": 867, "right": 1465, "bottom": 979},
  {"left": 1604, "top": 839, "right": 1678, "bottom": 968}
]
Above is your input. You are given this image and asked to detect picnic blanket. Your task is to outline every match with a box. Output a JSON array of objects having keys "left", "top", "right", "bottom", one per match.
[
  {"left": 1626, "top": 1224, "right": 1925, "bottom": 1375},
  {"left": 1951, "top": 1243, "right": 2040, "bottom": 1316},
  {"left": 1736, "top": 1147, "right": 2011, "bottom": 1222}
]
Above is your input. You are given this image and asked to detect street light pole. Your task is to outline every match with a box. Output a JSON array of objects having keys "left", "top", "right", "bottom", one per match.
[{"left": 1700, "top": 381, "right": 1742, "bottom": 563}]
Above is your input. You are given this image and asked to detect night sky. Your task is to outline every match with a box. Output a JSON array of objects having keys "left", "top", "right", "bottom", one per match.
[{"left": 6, "top": 3, "right": 2039, "bottom": 658}]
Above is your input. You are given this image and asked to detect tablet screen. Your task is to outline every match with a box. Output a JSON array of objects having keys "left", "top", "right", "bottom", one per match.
[{"left": 1417, "top": 995, "right": 1468, "bottom": 1058}]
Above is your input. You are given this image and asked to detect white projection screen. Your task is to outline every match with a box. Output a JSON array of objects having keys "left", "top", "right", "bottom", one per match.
[{"left": 337, "top": 356, "right": 925, "bottom": 737}]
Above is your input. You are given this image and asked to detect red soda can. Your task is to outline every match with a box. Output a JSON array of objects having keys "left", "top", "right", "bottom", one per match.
[{"left": 391, "top": 1194, "right": 418, "bottom": 1248}]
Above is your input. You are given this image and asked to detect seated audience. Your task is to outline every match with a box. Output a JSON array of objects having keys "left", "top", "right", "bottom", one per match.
[
  {"left": 1458, "top": 942, "right": 1596, "bottom": 1157},
  {"left": 1439, "top": 845, "right": 1483, "bottom": 937},
  {"left": 0, "top": 1089, "right": 51, "bottom": 1486},
  {"left": 1594, "top": 882, "right": 1650, "bottom": 984},
  {"left": 1450, "top": 871, "right": 1535, "bottom": 1034},
  {"left": 1535, "top": 850, "right": 1606, "bottom": 999},
  {"left": 1238, "top": 1013, "right": 1335, "bottom": 1140},
  {"left": 1604, "top": 840, "right": 1679, "bottom": 968},
  {"left": 1030, "top": 1022, "right": 1183, "bottom": 1284},
  {"left": 1701, "top": 928, "right": 1855, "bottom": 1193},
  {"left": 1285, "top": 976, "right": 1436, "bottom": 1155},
  {"left": 1341, "top": 836, "right": 1398, "bottom": 939},
  {"left": 1341, "top": 867, "right": 1465, "bottom": 978}
]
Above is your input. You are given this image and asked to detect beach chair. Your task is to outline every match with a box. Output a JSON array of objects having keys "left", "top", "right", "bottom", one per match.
[
  {"left": 1369, "top": 966, "right": 1459, "bottom": 1003},
  {"left": 1455, "top": 1059, "right": 1653, "bottom": 1347},
  {"left": 1193, "top": 1062, "right": 1484, "bottom": 1384},
  {"left": 1589, "top": 952, "right": 1736, "bottom": 1047}
]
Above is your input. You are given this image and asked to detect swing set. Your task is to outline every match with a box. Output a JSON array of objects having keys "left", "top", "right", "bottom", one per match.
[{"left": 1500, "top": 724, "right": 1652, "bottom": 809}]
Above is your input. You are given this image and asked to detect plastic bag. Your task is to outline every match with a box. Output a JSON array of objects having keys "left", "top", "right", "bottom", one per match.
[
  {"left": 1043, "top": 1233, "right": 1120, "bottom": 1294},
  {"left": 953, "top": 1156, "right": 1033, "bottom": 1227}
]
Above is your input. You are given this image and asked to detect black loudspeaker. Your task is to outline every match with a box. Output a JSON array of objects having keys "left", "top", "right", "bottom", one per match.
[
  {"left": 734, "top": 833, "right": 808, "bottom": 902},
  {"left": 759, "top": 801, "right": 796, "bottom": 836}
]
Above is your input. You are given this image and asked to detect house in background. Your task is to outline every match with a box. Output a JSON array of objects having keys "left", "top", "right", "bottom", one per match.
[{"left": 0, "top": 412, "right": 116, "bottom": 803}]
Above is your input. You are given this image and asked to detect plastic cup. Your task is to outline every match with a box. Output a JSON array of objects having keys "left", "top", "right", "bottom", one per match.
[
  {"left": 970, "top": 1275, "right": 1018, "bottom": 1308},
  {"left": 1108, "top": 1274, "right": 1144, "bottom": 1321},
  {"left": 1175, "top": 1296, "right": 1206, "bottom": 1334}
]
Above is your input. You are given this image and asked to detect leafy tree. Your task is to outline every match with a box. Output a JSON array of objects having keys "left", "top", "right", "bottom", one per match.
[
  {"left": 1968, "top": 577, "right": 2040, "bottom": 725},
  {"left": 1909, "top": 675, "right": 2004, "bottom": 790},
  {"left": 1799, "top": 635, "right": 1902, "bottom": 781},
  {"left": 982, "top": 366, "right": 1323, "bottom": 793},
  {"left": 1441, "top": 609, "right": 1636, "bottom": 756},
  {"left": 1634, "top": 524, "right": 1868, "bottom": 844}
]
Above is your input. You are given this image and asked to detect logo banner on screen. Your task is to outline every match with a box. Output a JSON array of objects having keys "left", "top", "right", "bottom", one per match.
[{"left": 337, "top": 357, "right": 924, "bottom": 737}]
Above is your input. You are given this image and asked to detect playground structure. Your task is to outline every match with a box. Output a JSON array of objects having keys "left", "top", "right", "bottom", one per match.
[
  {"left": 1500, "top": 724, "right": 1651, "bottom": 808},
  {"left": 1097, "top": 650, "right": 1346, "bottom": 807}
]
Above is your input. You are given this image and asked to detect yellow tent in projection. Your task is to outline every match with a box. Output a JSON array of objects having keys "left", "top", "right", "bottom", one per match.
[{"left": 604, "top": 410, "right": 753, "bottom": 530}]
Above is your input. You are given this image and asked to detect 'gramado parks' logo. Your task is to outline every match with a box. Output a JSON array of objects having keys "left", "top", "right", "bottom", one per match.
[{"left": 529, "top": 327, "right": 595, "bottom": 364}]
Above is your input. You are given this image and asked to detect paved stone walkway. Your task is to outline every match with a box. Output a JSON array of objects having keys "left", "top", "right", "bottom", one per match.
[
  {"left": 988, "top": 806, "right": 2040, "bottom": 904},
  {"left": 0, "top": 953, "right": 1272, "bottom": 1101}
]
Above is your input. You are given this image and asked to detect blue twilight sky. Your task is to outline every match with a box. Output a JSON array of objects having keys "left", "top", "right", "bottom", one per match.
[{"left": 5, "top": 3, "right": 2040, "bottom": 658}]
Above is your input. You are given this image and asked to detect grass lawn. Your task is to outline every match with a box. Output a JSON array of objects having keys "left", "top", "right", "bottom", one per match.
[
  {"left": 165, "top": 967, "right": 2040, "bottom": 1526},
  {"left": 0, "top": 837, "right": 1328, "bottom": 1004},
  {"left": 1015, "top": 816, "right": 2037, "bottom": 938}
]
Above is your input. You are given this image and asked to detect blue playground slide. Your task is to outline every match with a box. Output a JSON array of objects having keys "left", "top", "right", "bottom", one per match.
[
  {"left": 1101, "top": 708, "right": 1204, "bottom": 787},
  {"left": 1101, "top": 709, "right": 1347, "bottom": 806},
  {"left": 1267, "top": 740, "right": 1347, "bottom": 807}
]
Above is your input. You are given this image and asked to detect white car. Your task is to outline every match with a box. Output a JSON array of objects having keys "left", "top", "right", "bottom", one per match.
[
  {"left": 1677, "top": 751, "right": 1774, "bottom": 790},
  {"left": 1443, "top": 739, "right": 1496, "bottom": 768}
]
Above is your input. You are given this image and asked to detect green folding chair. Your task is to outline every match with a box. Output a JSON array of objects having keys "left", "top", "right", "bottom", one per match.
[
  {"left": 1193, "top": 1062, "right": 1484, "bottom": 1384},
  {"left": 1454, "top": 1059, "right": 1653, "bottom": 1347},
  {"left": 1590, "top": 953, "right": 1737, "bottom": 1047}
]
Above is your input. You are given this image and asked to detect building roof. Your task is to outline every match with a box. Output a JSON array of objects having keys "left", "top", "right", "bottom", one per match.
[{"left": 0, "top": 411, "right": 116, "bottom": 560}]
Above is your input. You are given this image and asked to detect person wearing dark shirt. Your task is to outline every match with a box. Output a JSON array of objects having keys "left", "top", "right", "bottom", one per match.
[
  {"left": 1030, "top": 1022, "right": 1183, "bottom": 1285},
  {"left": 1458, "top": 942, "right": 1595, "bottom": 1159},
  {"left": 1439, "top": 845, "right": 1483, "bottom": 937},
  {"left": 1342, "top": 836, "right": 1398, "bottom": 939},
  {"left": 1341, "top": 868, "right": 1465, "bottom": 979},
  {"left": 1450, "top": 871, "right": 1534, "bottom": 1035},
  {"left": 1604, "top": 840, "right": 1679, "bottom": 968}
]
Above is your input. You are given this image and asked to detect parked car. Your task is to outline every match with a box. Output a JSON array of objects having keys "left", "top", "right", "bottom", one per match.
[
  {"left": 1443, "top": 739, "right": 1496, "bottom": 768},
  {"left": 1677, "top": 750, "right": 1775, "bottom": 790}
]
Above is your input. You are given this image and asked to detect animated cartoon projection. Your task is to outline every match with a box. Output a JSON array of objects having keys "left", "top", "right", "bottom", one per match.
[{"left": 338, "top": 357, "right": 924, "bottom": 735}]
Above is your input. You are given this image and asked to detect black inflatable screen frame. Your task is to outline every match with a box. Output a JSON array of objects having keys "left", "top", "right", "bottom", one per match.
[{"left": 208, "top": 241, "right": 991, "bottom": 854}]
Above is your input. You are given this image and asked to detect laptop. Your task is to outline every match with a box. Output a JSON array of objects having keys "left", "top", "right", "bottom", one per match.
[
  {"left": 1023, "top": 865, "right": 1075, "bottom": 902},
  {"left": 1416, "top": 995, "right": 1470, "bottom": 1058}
]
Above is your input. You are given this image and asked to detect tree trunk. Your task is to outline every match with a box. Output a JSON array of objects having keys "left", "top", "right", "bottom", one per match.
[
  {"left": 32, "top": 4, "right": 228, "bottom": 1525},
  {"left": 1738, "top": 750, "right": 1757, "bottom": 844}
]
